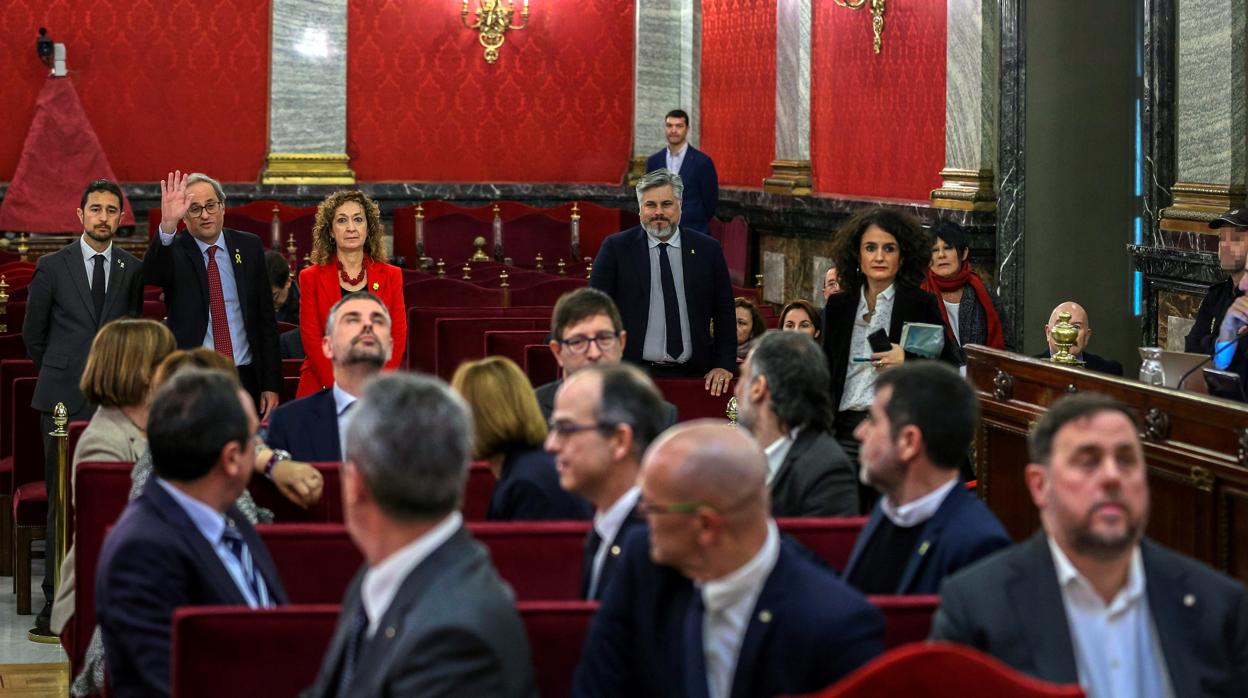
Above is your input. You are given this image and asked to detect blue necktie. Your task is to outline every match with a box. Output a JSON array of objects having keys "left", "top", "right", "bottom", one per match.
[
  {"left": 334, "top": 601, "right": 369, "bottom": 697},
  {"left": 221, "top": 523, "right": 268, "bottom": 606},
  {"left": 683, "top": 593, "right": 711, "bottom": 698},
  {"left": 658, "top": 242, "right": 684, "bottom": 360},
  {"left": 581, "top": 527, "right": 603, "bottom": 599}
]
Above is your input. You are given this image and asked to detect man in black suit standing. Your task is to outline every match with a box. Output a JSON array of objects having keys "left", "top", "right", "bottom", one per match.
[
  {"left": 303, "top": 373, "right": 535, "bottom": 697},
  {"left": 932, "top": 393, "right": 1248, "bottom": 696},
  {"left": 1036, "top": 301, "right": 1123, "bottom": 376},
  {"left": 645, "top": 109, "right": 718, "bottom": 233},
  {"left": 22, "top": 178, "right": 143, "bottom": 634},
  {"left": 145, "top": 171, "right": 280, "bottom": 416},
  {"left": 546, "top": 364, "right": 666, "bottom": 600},
  {"left": 735, "top": 331, "right": 858, "bottom": 517},
  {"left": 590, "top": 169, "right": 735, "bottom": 395}
]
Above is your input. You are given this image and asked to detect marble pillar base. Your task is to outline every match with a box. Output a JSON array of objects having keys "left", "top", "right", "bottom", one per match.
[
  {"left": 1159, "top": 181, "right": 1246, "bottom": 231},
  {"left": 261, "top": 153, "right": 356, "bottom": 185},
  {"left": 762, "top": 160, "right": 813, "bottom": 195},
  {"left": 931, "top": 167, "right": 996, "bottom": 211}
]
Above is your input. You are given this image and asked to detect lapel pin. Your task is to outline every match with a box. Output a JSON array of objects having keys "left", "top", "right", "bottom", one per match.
[
  {"left": 372, "top": 282, "right": 380, "bottom": 291},
  {"left": 691, "top": 248, "right": 696, "bottom": 255},
  {"left": 610, "top": 545, "right": 621, "bottom": 557},
  {"left": 918, "top": 541, "right": 930, "bottom": 556},
  {"left": 234, "top": 250, "right": 243, "bottom": 264},
  {"left": 758, "top": 610, "right": 772, "bottom": 623},
  {"left": 1183, "top": 594, "right": 1196, "bottom": 607},
  {"left": 384, "top": 626, "right": 396, "bottom": 639},
  {"left": 118, "top": 260, "right": 125, "bottom": 269}
]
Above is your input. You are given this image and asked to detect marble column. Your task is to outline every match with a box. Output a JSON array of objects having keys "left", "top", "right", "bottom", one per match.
[
  {"left": 261, "top": 0, "right": 355, "bottom": 184},
  {"left": 763, "top": 0, "right": 813, "bottom": 195},
  {"left": 1160, "top": 0, "right": 1248, "bottom": 231},
  {"left": 631, "top": 0, "right": 702, "bottom": 181},
  {"left": 931, "top": 0, "right": 998, "bottom": 211}
]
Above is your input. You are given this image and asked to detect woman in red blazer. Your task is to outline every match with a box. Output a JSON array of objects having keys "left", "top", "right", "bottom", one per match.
[{"left": 297, "top": 190, "right": 407, "bottom": 397}]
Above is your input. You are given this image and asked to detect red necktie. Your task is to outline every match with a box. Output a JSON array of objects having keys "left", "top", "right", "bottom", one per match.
[{"left": 206, "top": 246, "right": 234, "bottom": 360}]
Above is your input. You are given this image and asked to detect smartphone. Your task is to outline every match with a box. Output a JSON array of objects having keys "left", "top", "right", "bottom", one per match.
[{"left": 867, "top": 328, "right": 892, "bottom": 354}]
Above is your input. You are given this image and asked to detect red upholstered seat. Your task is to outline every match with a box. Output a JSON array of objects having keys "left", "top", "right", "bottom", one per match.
[
  {"left": 501, "top": 213, "right": 574, "bottom": 266},
  {"left": 732, "top": 285, "right": 759, "bottom": 302},
  {"left": 246, "top": 462, "right": 342, "bottom": 523},
  {"left": 470, "top": 521, "right": 591, "bottom": 601},
  {"left": 12, "top": 481, "right": 46, "bottom": 526},
  {"left": 141, "top": 300, "right": 166, "bottom": 320},
  {"left": 434, "top": 316, "right": 546, "bottom": 379},
  {"left": 0, "top": 300, "right": 28, "bottom": 336},
  {"left": 524, "top": 345, "right": 560, "bottom": 386},
  {"left": 868, "top": 595, "right": 941, "bottom": 649},
  {"left": 0, "top": 333, "right": 27, "bottom": 360},
  {"left": 70, "top": 461, "right": 136, "bottom": 674},
  {"left": 652, "top": 378, "right": 738, "bottom": 422},
  {"left": 464, "top": 462, "right": 495, "bottom": 521},
  {"left": 258, "top": 524, "right": 365, "bottom": 603},
  {"left": 406, "top": 306, "right": 552, "bottom": 372},
  {"left": 403, "top": 277, "right": 505, "bottom": 307},
  {"left": 519, "top": 600, "right": 598, "bottom": 698},
  {"left": 485, "top": 330, "right": 551, "bottom": 371},
  {"left": 776, "top": 517, "right": 867, "bottom": 572},
  {"left": 171, "top": 605, "right": 340, "bottom": 698},
  {"left": 803, "top": 642, "right": 1085, "bottom": 697},
  {"left": 422, "top": 211, "right": 495, "bottom": 264},
  {"left": 0, "top": 360, "right": 37, "bottom": 576},
  {"left": 509, "top": 278, "right": 589, "bottom": 307}
]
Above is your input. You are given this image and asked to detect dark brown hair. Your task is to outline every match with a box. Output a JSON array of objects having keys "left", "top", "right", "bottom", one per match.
[{"left": 830, "top": 207, "right": 932, "bottom": 291}]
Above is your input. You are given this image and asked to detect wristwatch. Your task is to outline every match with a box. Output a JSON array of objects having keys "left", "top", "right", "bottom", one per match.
[{"left": 264, "top": 448, "right": 292, "bottom": 478}]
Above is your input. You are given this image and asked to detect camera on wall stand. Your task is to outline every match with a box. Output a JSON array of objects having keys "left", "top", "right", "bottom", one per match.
[{"left": 37, "top": 27, "right": 67, "bottom": 77}]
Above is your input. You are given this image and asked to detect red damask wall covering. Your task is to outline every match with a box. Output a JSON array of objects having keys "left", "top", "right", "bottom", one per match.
[
  {"left": 348, "top": 0, "right": 634, "bottom": 183},
  {"left": 0, "top": 0, "right": 269, "bottom": 182},
  {"left": 701, "top": 0, "right": 777, "bottom": 189},
  {"left": 811, "top": 0, "right": 946, "bottom": 201}
]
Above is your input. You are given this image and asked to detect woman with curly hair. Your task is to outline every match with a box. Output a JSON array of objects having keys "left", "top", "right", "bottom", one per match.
[
  {"left": 297, "top": 190, "right": 407, "bottom": 397},
  {"left": 821, "top": 207, "right": 956, "bottom": 472}
]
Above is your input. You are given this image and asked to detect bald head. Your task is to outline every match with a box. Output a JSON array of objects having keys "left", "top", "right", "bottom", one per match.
[
  {"left": 647, "top": 421, "right": 767, "bottom": 512},
  {"left": 1045, "top": 301, "right": 1093, "bottom": 356}
]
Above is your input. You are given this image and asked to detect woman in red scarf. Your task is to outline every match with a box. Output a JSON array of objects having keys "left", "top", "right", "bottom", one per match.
[{"left": 921, "top": 220, "right": 1012, "bottom": 362}]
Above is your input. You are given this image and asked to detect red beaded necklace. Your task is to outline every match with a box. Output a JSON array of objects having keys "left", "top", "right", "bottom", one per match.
[{"left": 337, "top": 255, "right": 369, "bottom": 286}]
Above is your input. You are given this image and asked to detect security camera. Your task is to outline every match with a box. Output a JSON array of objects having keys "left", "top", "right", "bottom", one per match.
[{"left": 37, "top": 28, "right": 53, "bottom": 61}]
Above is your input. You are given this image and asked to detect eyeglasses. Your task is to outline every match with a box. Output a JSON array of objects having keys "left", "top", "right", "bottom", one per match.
[
  {"left": 558, "top": 332, "right": 619, "bottom": 354},
  {"left": 188, "top": 201, "right": 223, "bottom": 216},
  {"left": 547, "top": 419, "right": 618, "bottom": 439}
]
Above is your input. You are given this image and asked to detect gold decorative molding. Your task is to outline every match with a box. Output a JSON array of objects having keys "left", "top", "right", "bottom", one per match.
[
  {"left": 461, "top": 0, "right": 529, "bottom": 65},
  {"left": 931, "top": 167, "right": 996, "bottom": 211},
  {"left": 627, "top": 155, "right": 648, "bottom": 185},
  {"left": 1190, "top": 465, "right": 1214, "bottom": 493},
  {"left": 1159, "top": 181, "right": 1246, "bottom": 232},
  {"left": 261, "top": 153, "right": 356, "bottom": 185},
  {"left": 833, "top": 0, "right": 886, "bottom": 54},
  {"left": 763, "top": 159, "right": 813, "bottom": 196}
]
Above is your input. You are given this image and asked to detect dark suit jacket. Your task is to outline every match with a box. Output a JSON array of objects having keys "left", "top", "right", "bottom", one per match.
[
  {"left": 1034, "top": 348, "right": 1124, "bottom": 376},
  {"left": 22, "top": 241, "right": 143, "bottom": 413},
  {"left": 143, "top": 228, "right": 281, "bottom": 393},
  {"left": 487, "top": 448, "right": 592, "bottom": 521},
  {"left": 770, "top": 428, "right": 858, "bottom": 517},
  {"left": 96, "top": 477, "right": 288, "bottom": 698},
  {"left": 302, "top": 525, "right": 536, "bottom": 698},
  {"left": 582, "top": 504, "right": 647, "bottom": 601},
  {"left": 535, "top": 378, "right": 680, "bottom": 428},
  {"left": 1186, "top": 277, "right": 1241, "bottom": 354},
  {"left": 931, "top": 533, "right": 1248, "bottom": 697},
  {"left": 843, "top": 483, "right": 1011, "bottom": 594},
  {"left": 264, "top": 388, "right": 342, "bottom": 462},
  {"left": 590, "top": 226, "right": 736, "bottom": 374},
  {"left": 822, "top": 284, "right": 958, "bottom": 410},
  {"left": 573, "top": 529, "right": 884, "bottom": 698},
  {"left": 646, "top": 146, "right": 719, "bottom": 232}
]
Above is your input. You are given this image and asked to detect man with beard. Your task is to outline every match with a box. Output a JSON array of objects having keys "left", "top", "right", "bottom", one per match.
[
  {"left": 644, "top": 109, "right": 718, "bottom": 233},
  {"left": 932, "top": 393, "right": 1248, "bottom": 697},
  {"left": 590, "top": 169, "right": 736, "bottom": 395},
  {"left": 264, "top": 292, "right": 392, "bottom": 463},
  {"left": 22, "top": 178, "right": 143, "bottom": 633}
]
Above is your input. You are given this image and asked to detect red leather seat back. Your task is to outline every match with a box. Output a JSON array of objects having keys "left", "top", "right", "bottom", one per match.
[
  {"left": 0, "top": 333, "right": 27, "bottom": 360},
  {"left": 776, "top": 517, "right": 868, "bottom": 572},
  {"left": 519, "top": 600, "right": 598, "bottom": 698},
  {"left": 525, "top": 345, "right": 560, "bottom": 386},
  {"left": 486, "top": 330, "right": 551, "bottom": 370},
  {"left": 464, "top": 462, "right": 495, "bottom": 521},
  {"left": 0, "top": 359, "right": 37, "bottom": 460},
  {"left": 434, "top": 316, "right": 546, "bottom": 379},
  {"left": 868, "top": 595, "right": 941, "bottom": 649},
  {"left": 423, "top": 212, "right": 494, "bottom": 264},
  {"left": 1, "top": 300, "right": 27, "bottom": 336},
  {"left": 470, "top": 521, "right": 591, "bottom": 601},
  {"left": 407, "top": 305, "right": 552, "bottom": 372},
  {"left": 509, "top": 278, "right": 589, "bottom": 307},
  {"left": 403, "top": 277, "right": 505, "bottom": 308},
  {"left": 12, "top": 378, "right": 43, "bottom": 488},
  {"left": 71, "top": 461, "right": 136, "bottom": 674},
  {"left": 259, "top": 524, "right": 364, "bottom": 603},
  {"left": 652, "top": 378, "right": 737, "bottom": 423},
  {"left": 502, "top": 213, "right": 572, "bottom": 266}
]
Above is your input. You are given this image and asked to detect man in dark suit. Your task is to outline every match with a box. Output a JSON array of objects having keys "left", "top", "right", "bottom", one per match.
[
  {"left": 736, "top": 331, "right": 857, "bottom": 517},
  {"left": 145, "top": 171, "right": 281, "bottom": 416},
  {"left": 22, "top": 178, "right": 143, "bottom": 634},
  {"left": 932, "top": 393, "right": 1248, "bottom": 696},
  {"left": 535, "top": 287, "right": 677, "bottom": 427},
  {"left": 265, "top": 292, "right": 391, "bottom": 463},
  {"left": 303, "top": 373, "right": 535, "bottom": 697},
  {"left": 843, "top": 362, "right": 1009, "bottom": 593},
  {"left": 97, "top": 370, "right": 288, "bottom": 697},
  {"left": 546, "top": 364, "right": 666, "bottom": 600},
  {"left": 574, "top": 422, "right": 883, "bottom": 698},
  {"left": 645, "top": 109, "right": 718, "bottom": 233},
  {"left": 590, "top": 169, "right": 736, "bottom": 394},
  {"left": 1035, "top": 301, "right": 1123, "bottom": 376}
]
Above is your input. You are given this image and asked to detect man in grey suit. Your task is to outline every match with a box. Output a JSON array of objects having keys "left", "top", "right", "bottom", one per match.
[
  {"left": 932, "top": 393, "right": 1248, "bottom": 697},
  {"left": 303, "top": 373, "right": 535, "bottom": 698},
  {"left": 21, "top": 178, "right": 143, "bottom": 634},
  {"left": 735, "top": 331, "right": 858, "bottom": 517}
]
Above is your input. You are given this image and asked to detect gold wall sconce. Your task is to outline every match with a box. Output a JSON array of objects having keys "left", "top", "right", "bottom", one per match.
[
  {"left": 461, "top": 0, "right": 529, "bottom": 64},
  {"left": 833, "top": 0, "right": 886, "bottom": 55}
]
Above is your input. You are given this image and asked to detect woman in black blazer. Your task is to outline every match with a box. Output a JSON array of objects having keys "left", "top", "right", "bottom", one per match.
[{"left": 821, "top": 207, "right": 957, "bottom": 477}]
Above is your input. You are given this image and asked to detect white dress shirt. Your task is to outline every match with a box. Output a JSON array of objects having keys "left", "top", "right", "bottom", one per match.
[
  {"left": 699, "top": 521, "right": 780, "bottom": 698},
  {"left": 642, "top": 229, "right": 693, "bottom": 363},
  {"left": 361, "top": 511, "right": 463, "bottom": 636},
  {"left": 840, "top": 284, "right": 896, "bottom": 411},
  {"left": 80, "top": 235, "right": 113, "bottom": 289},
  {"left": 332, "top": 383, "right": 358, "bottom": 461},
  {"left": 587, "top": 486, "right": 641, "bottom": 599},
  {"left": 1047, "top": 538, "right": 1173, "bottom": 698},
  {"left": 666, "top": 142, "right": 689, "bottom": 175},
  {"left": 762, "top": 428, "right": 800, "bottom": 486},
  {"left": 878, "top": 476, "right": 958, "bottom": 528}
]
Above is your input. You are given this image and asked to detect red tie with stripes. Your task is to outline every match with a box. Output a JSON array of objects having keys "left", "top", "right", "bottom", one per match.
[{"left": 206, "top": 246, "right": 234, "bottom": 360}]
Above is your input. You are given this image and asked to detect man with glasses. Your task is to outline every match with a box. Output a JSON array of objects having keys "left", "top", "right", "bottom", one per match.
[
  {"left": 535, "top": 288, "right": 677, "bottom": 427},
  {"left": 144, "top": 171, "right": 282, "bottom": 417},
  {"left": 573, "top": 422, "right": 883, "bottom": 698},
  {"left": 546, "top": 364, "right": 667, "bottom": 600}
]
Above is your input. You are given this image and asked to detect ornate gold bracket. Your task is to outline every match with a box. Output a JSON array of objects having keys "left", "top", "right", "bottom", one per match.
[
  {"left": 992, "top": 370, "right": 1013, "bottom": 401},
  {"left": 462, "top": 0, "right": 528, "bottom": 64},
  {"left": 763, "top": 160, "right": 813, "bottom": 196},
  {"left": 832, "top": 0, "right": 886, "bottom": 54},
  {"left": 931, "top": 168, "right": 996, "bottom": 211},
  {"left": 261, "top": 153, "right": 355, "bottom": 185},
  {"left": 1159, "top": 181, "right": 1247, "bottom": 233}
]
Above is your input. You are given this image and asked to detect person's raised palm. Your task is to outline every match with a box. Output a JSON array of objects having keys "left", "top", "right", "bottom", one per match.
[{"left": 159, "top": 170, "right": 190, "bottom": 233}]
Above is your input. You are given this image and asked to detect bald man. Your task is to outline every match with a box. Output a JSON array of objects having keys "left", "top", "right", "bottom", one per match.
[
  {"left": 573, "top": 422, "right": 883, "bottom": 698},
  {"left": 1035, "top": 301, "right": 1123, "bottom": 376}
]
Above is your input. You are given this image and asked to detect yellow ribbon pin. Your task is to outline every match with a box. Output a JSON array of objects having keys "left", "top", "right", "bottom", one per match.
[
  {"left": 372, "top": 282, "right": 379, "bottom": 290},
  {"left": 234, "top": 250, "right": 242, "bottom": 264}
]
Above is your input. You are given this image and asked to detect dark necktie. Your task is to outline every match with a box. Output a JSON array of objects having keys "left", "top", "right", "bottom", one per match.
[
  {"left": 91, "top": 253, "right": 106, "bottom": 320},
  {"left": 683, "top": 592, "right": 711, "bottom": 698},
  {"left": 205, "top": 246, "right": 234, "bottom": 360},
  {"left": 658, "top": 242, "right": 684, "bottom": 360},
  {"left": 221, "top": 523, "right": 268, "bottom": 606},
  {"left": 580, "top": 527, "right": 603, "bottom": 599},
  {"left": 334, "top": 601, "right": 369, "bottom": 697}
]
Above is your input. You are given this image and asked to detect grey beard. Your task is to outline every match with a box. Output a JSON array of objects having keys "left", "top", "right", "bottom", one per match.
[{"left": 643, "top": 220, "right": 678, "bottom": 240}]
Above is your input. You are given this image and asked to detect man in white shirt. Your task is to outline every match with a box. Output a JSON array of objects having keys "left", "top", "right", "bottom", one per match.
[
  {"left": 303, "top": 373, "right": 535, "bottom": 697},
  {"left": 574, "top": 422, "right": 883, "bottom": 698},
  {"left": 932, "top": 393, "right": 1248, "bottom": 697},
  {"left": 547, "top": 364, "right": 667, "bottom": 599}
]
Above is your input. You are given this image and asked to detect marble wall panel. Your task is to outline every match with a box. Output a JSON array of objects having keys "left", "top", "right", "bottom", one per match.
[
  {"left": 762, "top": 250, "right": 786, "bottom": 304},
  {"left": 945, "top": 0, "right": 998, "bottom": 169},
  {"left": 759, "top": 234, "right": 837, "bottom": 305},
  {"left": 1158, "top": 288, "right": 1204, "bottom": 350},
  {"left": 811, "top": 254, "right": 833, "bottom": 301},
  {"left": 635, "top": 0, "right": 701, "bottom": 155},
  {"left": 775, "top": 0, "right": 811, "bottom": 161},
  {"left": 1176, "top": 0, "right": 1247, "bottom": 184},
  {"left": 270, "top": 0, "right": 347, "bottom": 153}
]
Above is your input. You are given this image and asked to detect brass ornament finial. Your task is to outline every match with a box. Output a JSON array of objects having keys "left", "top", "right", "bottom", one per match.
[
  {"left": 726, "top": 396, "right": 739, "bottom": 424},
  {"left": 462, "top": 262, "right": 473, "bottom": 280},
  {"left": 534, "top": 252, "right": 544, "bottom": 272},
  {"left": 0, "top": 274, "right": 8, "bottom": 334},
  {"left": 557, "top": 258, "right": 566, "bottom": 276},
  {"left": 471, "top": 237, "right": 490, "bottom": 262},
  {"left": 1048, "top": 312, "right": 1084, "bottom": 366},
  {"left": 461, "top": 0, "right": 529, "bottom": 64},
  {"left": 436, "top": 259, "right": 446, "bottom": 276},
  {"left": 499, "top": 270, "right": 510, "bottom": 288},
  {"left": 51, "top": 402, "right": 69, "bottom": 437},
  {"left": 17, "top": 233, "right": 29, "bottom": 262}
]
